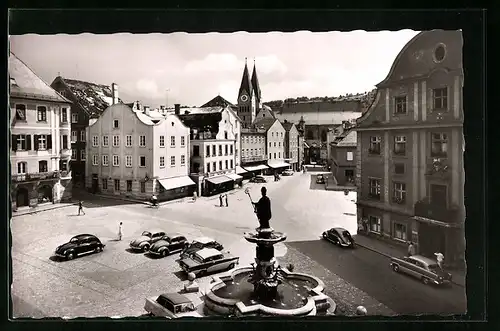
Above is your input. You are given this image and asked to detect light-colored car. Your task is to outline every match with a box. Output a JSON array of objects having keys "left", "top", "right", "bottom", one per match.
[
  {"left": 282, "top": 170, "right": 294, "bottom": 176},
  {"left": 129, "top": 229, "right": 166, "bottom": 252},
  {"left": 180, "top": 237, "right": 224, "bottom": 259},
  {"left": 144, "top": 292, "right": 203, "bottom": 318},
  {"left": 178, "top": 248, "right": 239, "bottom": 277},
  {"left": 390, "top": 255, "right": 452, "bottom": 285}
]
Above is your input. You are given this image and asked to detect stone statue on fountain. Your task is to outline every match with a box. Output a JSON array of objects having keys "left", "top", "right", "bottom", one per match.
[{"left": 251, "top": 187, "right": 272, "bottom": 232}]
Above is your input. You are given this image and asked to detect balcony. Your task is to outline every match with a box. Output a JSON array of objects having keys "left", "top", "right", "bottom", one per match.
[
  {"left": 414, "top": 197, "right": 460, "bottom": 224},
  {"left": 11, "top": 171, "right": 61, "bottom": 183},
  {"left": 425, "top": 157, "right": 450, "bottom": 179},
  {"left": 241, "top": 155, "right": 268, "bottom": 162}
]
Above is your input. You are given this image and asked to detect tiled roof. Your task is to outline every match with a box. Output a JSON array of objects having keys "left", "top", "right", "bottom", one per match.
[
  {"left": 201, "top": 95, "right": 234, "bottom": 108},
  {"left": 180, "top": 106, "right": 224, "bottom": 115},
  {"left": 254, "top": 118, "right": 277, "bottom": 131},
  {"left": 274, "top": 111, "right": 362, "bottom": 126},
  {"left": 9, "top": 53, "right": 71, "bottom": 103},
  {"left": 58, "top": 77, "right": 123, "bottom": 117},
  {"left": 336, "top": 130, "right": 357, "bottom": 147},
  {"left": 281, "top": 121, "right": 294, "bottom": 131}
]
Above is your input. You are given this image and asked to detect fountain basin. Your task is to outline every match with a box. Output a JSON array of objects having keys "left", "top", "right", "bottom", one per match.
[{"left": 204, "top": 266, "right": 333, "bottom": 317}]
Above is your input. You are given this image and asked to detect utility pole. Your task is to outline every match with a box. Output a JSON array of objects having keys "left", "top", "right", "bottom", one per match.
[{"left": 166, "top": 89, "right": 170, "bottom": 109}]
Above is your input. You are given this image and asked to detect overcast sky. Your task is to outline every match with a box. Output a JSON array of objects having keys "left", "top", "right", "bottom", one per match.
[{"left": 10, "top": 30, "right": 419, "bottom": 108}]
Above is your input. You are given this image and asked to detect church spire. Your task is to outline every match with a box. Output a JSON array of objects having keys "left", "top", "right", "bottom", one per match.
[
  {"left": 251, "top": 58, "right": 261, "bottom": 103},
  {"left": 238, "top": 58, "right": 252, "bottom": 99}
]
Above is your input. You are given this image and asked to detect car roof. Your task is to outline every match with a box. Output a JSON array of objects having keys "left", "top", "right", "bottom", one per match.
[
  {"left": 193, "top": 237, "right": 215, "bottom": 244},
  {"left": 332, "top": 227, "right": 347, "bottom": 232},
  {"left": 145, "top": 229, "right": 164, "bottom": 234},
  {"left": 195, "top": 248, "right": 222, "bottom": 260},
  {"left": 165, "top": 233, "right": 183, "bottom": 238},
  {"left": 73, "top": 234, "right": 96, "bottom": 239},
  {"left": 159, "top": 292, "right": 191, "bottom": 305},
  {"left": 408, "top": 255, "right": 436, "bottom": 265}
]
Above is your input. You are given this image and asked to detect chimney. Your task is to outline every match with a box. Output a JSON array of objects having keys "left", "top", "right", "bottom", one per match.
[
  {"left": 111, "top": 83, "right": 119, "bottom": 105},
  {"left": 174, "top": 104, "right": 180, "bottom": 115}
]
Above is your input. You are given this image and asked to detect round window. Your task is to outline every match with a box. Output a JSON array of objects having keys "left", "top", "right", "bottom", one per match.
[{"left": 434, "top": 44, "right": 446, "bottom": 62}]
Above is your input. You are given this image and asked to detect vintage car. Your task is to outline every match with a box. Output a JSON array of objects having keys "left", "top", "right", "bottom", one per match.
[
  {"left": 178, "top": 248, "right": 239, "bottom": 277},
  {"left": 148, "top": 234, "right": 189, "bottom": 257},
  {"left": 390, "top": 255, "right": 453, "bottom": 286},
  {"left": 180, "top": 237, "right": 224, "bottom": 259},
  {"left": 316, "top": 174, "right": 325, "bottom": 184},
  {"left": 322, "top": 227, "right": 355, "bottom": 248},
  {"left": 129, "top": 229, "right": 166, "bottom": 252},
  {"left": 144, "top": 292, "right": 203, "bottom": 318},
  {"left": 282, "top": 169, "right": 294, "bottom": 176},
  {"left": 54, "top": 234, "right": 105, "bottom": 260},
  {"left": 250, "top": 175, "right": 267, "bottom": 183}
]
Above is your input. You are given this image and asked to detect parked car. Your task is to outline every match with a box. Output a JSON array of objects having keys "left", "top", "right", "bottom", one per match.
[
  {"left": 322, "top": 227, "right": 355, "bottom": 248},
  {"left": 316, "top": 174, "right": 325, "bottom": 184},
  {"left": 250, "top": 175, "right": 267, "bottom": 183},
  {"left": 390, "top": 255, "right": 453, "bottom": 286},
  {"left": 180, "top": 237, "right": 224, "bottom": 259},
  {"left": 144, "top": 292, "right": 203, "bottom": 318},
  {"left": 148, "top": 234, "right": 189, "bottom": 257},
  {"left": 282, "top": 169, "right": 294, "bottom": 176},
  {"left": 178, "top": 248, "right": 239, "bottom": 276},
  {"left": 54, "top": 234, "right": 105, "bottom": 260},
  {"left": 130, "top": 229, "right": 166, "bottom": 252}
]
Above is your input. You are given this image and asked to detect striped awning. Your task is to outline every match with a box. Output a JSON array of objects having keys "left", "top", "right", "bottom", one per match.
[{"left": 206, "top": 175, "right": 233, "bottom": 185}]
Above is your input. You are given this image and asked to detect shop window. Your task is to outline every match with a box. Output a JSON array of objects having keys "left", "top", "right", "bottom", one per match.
[
  {"left": 114, "top": 179, "right": 120, "bottom": 191},
  {"left": 369, "top": 216, "right": 381, "bottom": 233},
  {"left": 394, "top": 223, "right": 407, "bottom": 241}
]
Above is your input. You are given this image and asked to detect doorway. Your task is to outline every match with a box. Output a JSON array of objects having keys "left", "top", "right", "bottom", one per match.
[
  {"left": 92, "top": 174, "right": 99, "bottom": 193},
  {"left": 37, "top": 185, "right": 53, "bottom": 203},
  {"left": 345, "top": 169, "right": 354, "bottom": 184},
  {"left": 16, "top": 187, "right": 29, "bottom": 207}
]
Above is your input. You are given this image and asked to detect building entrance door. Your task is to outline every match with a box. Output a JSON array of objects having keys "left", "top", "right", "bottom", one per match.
[
  {"left": 16, "top": 188, "right": 29, "bottom": 207},
  {"left": 91, "top": 174, "right": 98, "bottom": 193},
  {"left": 418, "top": 222, "right": 446, "bottom": 258}
]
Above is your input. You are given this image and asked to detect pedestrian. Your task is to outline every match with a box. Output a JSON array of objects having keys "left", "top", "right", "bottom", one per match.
[
  {"left": 225, "top": 193, "right": 228, "bottom": 207},
  {"left": 407, "top": 241, "right": 415, "bottom": 256},
  {"left": 362, "top": 218, "right": 368, "bottom": 233},
  {"left": 192, "top": 191, "right": 197, "bottom": 202},
  {"left": 118, "top": 222, "right": 123, "bottom": 241},
  {"left": 435, "top": 252, "right": 445, "bottom": 269},
  {"left": 77, "top": 200, "right": 85, "bottom": 215},
  {"left": 219, "top": 194, "right": 223, "bottom": 207}
]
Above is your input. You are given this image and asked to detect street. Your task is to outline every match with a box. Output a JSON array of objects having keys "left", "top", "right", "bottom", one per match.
[{"left": 11, "top": 171, "right": 466, "bottom": 317}]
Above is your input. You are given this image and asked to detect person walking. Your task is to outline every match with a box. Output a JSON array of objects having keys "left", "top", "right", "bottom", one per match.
[
  {"left": 219, "top": 194, "right": 223, "bottom": 207},
  {"left": 407, "top": 241, "right": 415, "bottom": 256},
  {"left": 77, "top": 200, "right": 85, "bottom": 216},
  {"left": 225, "top": 193, "right": 228, "bottom": 207},
  {"left": 192, "top": 191, "right": 197, "bottom": 202},
  {"left": 435, "top": 252, "right": 445, "bottom": 269},
  {"left": 118, "top": 222, "right": 123, "bottom": 241}
]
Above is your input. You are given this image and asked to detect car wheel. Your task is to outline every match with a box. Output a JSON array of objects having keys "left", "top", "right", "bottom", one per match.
[
  {"left": 322, "top": 233, "right": 327, "bottom": 239},
  {"left": 66, "top": 252, "right": 74, "bottom": 260},
  {"left": 142, "top": 244, "right": 150, "bottom": 252},
  {"left": 422, "top": 277, "right": 430, "bottom": 285},
  {"left": 95, "top": 246, "right": 102, "bottom": 253},
  {"left": 161, "top": 249, "right": 169, "bottom": 257},
  {"left": 392, "top": 264, "right": 399, "bottom": 272}
]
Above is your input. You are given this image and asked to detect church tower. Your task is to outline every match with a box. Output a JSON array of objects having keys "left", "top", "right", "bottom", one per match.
[
  {"left": 237, "top": 58, "right": 256, "bottom": 128},
  {"left": 251, "top": 59, "right": 262, "bottom": 111}
]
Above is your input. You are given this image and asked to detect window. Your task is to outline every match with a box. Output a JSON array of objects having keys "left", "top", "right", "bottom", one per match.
[
  {"left": 92, "top": 155, "right": 99, "bottom": 166},
  {"left": 206, "top": 145, "right": 211, "bottom": 157},
  {"left": 113, "top": 155, "right": 120, "bottom": 166},
  {"left": 273, "top": 153, "right": 276, "bottom": 159},
  {"left": 62, "top": 135, "right": 68, "bottom": 149},
  {"left": 160, "top": 156, "right": 165, "bottom": 168},
  {"left": 224, "top": 131, "right": 228, "bottom": 139},
  {"left": 394, "top": 96, "right": 407, "bottom": 114},
  {"left": 92, "top": 136, "right": 99, "bottom": 147},
  {"left": 181, "top": 155, "right": 185, "bottom": 166},
  {"left": 140, "top": 156, "right": 146, "bottom": 167},
  {"left": 206, "top": 163, "right": 211, "bottom": 173},
  {"left": 225, "top": 160, "right": 228, "bottom": 169},
  {"left": 14, "top": 134, "right": 29, "bottom": 151},
  {"left": 113, "top": 119, "right": 119, "bottom": 128},
  {"left": 170, "top": 156, "right": 175, "bottom": 166},
  {"left": 344, "top": 151, "right": 353, "bottom": 161},
  {"left": 394, "top": 136, "right": 406, "bottom": 155},
  {"left": 102, "top": 155, "right": 109, "bottom": 166},
  {"left": 126, "top": 180, "right": 133, "bottom": 192},
  {"left": 102, "top": 179, "right": 108, "bottom": 190},
  {"left": 181, "top": 136, "right": 185, "bottom": 147},
  {"left": 434, "top": 44, "right": 446, "bottom": 62},
  {"left": 80, "top": 130, "right": 86, "bottom": 142},
  {"left": 61, "top": 108, "right": 68, "bottom": 123},
  {"left": 17, "top": 162, "right": 27, "bottom": 174},
  {"left": 269, "top": 142, "right": 271, "bottom": 148},
  {"left": 193, "top": 145, "right": 200, "bottom": 157},
  {"left": 159, "top": 136, "right": 165, "bottom": 147},
  {"left": 219, "top": 145, "right": 223, "bottom": 156},
  {"left": 230, "top": 145, "right": 234, "bottom": 155},
  {"left": 38, "top": 160, "right": 48, "bottom": 173},
  {"left": 279, "top": 142, "right": 281, "bottom": 147},
  {"left": 369, "top": 178, "right": 381, "bottom": 199},
  {"left": 393, "top": 182, "right": 406, "bottom": 204},
  {"left": 114, "top": 179, "right": 120, "bottom": 191},
  {"left": 431, "top": 133, "right": 448, "bottom": 157},
  {"left": 394, "top": 163, "right": 405, "bottom": 174},
  {"left": 102, "top": 136, "right": 109, "bottom": 147},
  {"left": 126, "top": 135, "right": 132, "bottom": 147},
  {"left": 219, "top": 161, "right": 222, "bottom": 170},
  {"left": 369, "top": 216, "right": 381, "bottom": 233},
  {"left": 37, "top": 135, "right": 47, "bottom": 150},
  {"left": 15, "top": 104, "right": 26, "bottom": 120},
  {"left": 113, "top": 135, "right": 120, "bottom": 147},
  {"left": 140, "top": 181, "right": 146, "bottom": 193},
  {"left": 281, "top": 132, "right": 283, "bottom": 138},
  {"left": 278, "top": 152, "right": 281, "bottom": 158},
  {"left": 225, "top": 145, "right": 228, "bottom": 155},
  {"left": 71, "top": 131, "right": 77, "bottom": 143},
  {"left": 269, "top": 153, "right": 272, "bottom": 159},
  {"left": 60, "top": 160, "right": 68, "bottom": 171},
  {"left": 369, "top": 136, "right": 381, "bottom": 154},
  {"left": 230, "top": 159, "right": 233, "bottom": 168},
  {"left": 71, "top": 149, "right": 77, "bottom": 160},
  {"left": 272, "top": 132, "right": 274, "bottom": 137},
  {"left": 139, "top": 135, "right": 146, "bottom": 147},
  {"left": 72, "top": 113, "right": 78, "bottom": 123},
  {"left": 394, "top": 223, "right": 407, "bottom": 241},
  {"left": 274, "top": 142, "right": 276, "bottom": 147},
  {"left": 433, "top": 87, "right": 448, "bottom": 110},
  {"left": 170, "top": 136, "right": 175, "bottom": 147},
  {"left": 126, "top": 155, "right": 132, "bottom": 167},
  {"left": 37, "top": 106, "right": 47, "bottom": 122},
  {"left": 80, "top": 150, "right": 86, "bottom": 161}
]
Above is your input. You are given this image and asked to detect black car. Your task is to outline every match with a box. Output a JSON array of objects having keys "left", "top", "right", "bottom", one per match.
[
  {"left": 322, "top": 227, "right": 355, "bottom": 248},
  {"left": 54, "top": 234, "right": 105, "bottom": 260},
  {"left": 250, "top": 176, "right": 267, "bottom": 183},
  {"left": 148, "top": 234, "right": 189, "bottom": 257},
  {"left": 180, "top": 237, "right": 224, "bottom": 259}
]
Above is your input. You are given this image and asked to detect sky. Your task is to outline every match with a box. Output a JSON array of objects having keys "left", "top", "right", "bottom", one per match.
[{"left": 10, "top": 30, "right": 419, "bottom": 108}]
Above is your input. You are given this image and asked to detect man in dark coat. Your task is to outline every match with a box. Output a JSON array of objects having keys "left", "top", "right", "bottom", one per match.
[
  {"left": 78, "top": 200, "right": 85, "bottom": 216},
  {"left": 252, "top": 187, "right": 272, "bottom": 229}
]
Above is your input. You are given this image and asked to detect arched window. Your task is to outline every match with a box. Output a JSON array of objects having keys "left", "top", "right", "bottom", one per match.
[{"left": 17, "top": 162, "right": 27, "bottom": 174}]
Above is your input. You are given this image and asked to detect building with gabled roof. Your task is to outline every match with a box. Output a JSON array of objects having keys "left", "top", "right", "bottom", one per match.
[
  {"left": 201, "top": 95, "right": 234, "bottom": 108},
  {"left": 329, "top": 129, "right": 357, "bottom": 186},
  {"left": 281, "top": 120, "right": 300, "bottom": 171},
  {"left": 10, "top": 52, "right": 73, "bottom": 211}
]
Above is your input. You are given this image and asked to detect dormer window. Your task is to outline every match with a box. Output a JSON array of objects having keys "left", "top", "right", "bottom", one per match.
[{"left": 113, "top": 119, "right": 119, "bottom": 128}]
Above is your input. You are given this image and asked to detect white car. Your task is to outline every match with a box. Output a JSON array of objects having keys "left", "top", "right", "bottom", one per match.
[{"left": 144, "top": 292, "right": 203, "bottom": 318}]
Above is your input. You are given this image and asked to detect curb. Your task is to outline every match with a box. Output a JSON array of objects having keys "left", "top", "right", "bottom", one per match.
[
  {"left": 12, "top": 203, "right": 78, "bottom": 217},
  {"left": 355, "top": 241, "right": 465, "bottom": 288}
]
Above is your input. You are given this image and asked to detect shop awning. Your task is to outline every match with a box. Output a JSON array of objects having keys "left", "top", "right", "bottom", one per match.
[
  {"left": 226, "top": 173, "right": 243, "bottom": 181},
  {"left": 206, "top": 175, "right": 233, "bottom": 185},
  {"left": 242, "top": 164, "right": 269, "bottom": 172},
  {"left": 235, "top": 166, "right": 247, "bottom": 174},
  {"left": 267, "top": 161, "right": 290, "bottom": 169},
  {"left": 158, "top": 176, "right": 196, "bottom": 191}
]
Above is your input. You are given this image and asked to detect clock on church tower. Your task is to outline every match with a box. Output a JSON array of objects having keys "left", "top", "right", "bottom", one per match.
[{"left": 240, "top": 94, "right": 249, "bottom": 102}]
